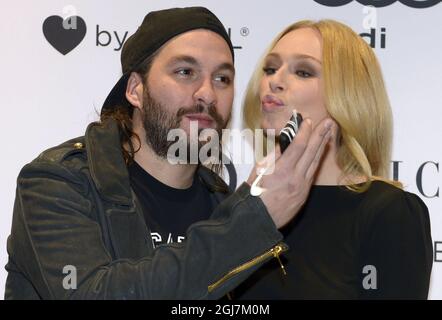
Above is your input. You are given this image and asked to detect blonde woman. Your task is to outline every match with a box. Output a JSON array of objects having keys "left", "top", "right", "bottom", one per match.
[{"left": 236, "top": 20, "right": 433, "bottom": 299}]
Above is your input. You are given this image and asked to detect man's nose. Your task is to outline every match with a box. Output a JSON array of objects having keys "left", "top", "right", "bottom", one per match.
[{"left": 194, "top": 78, "right": 217, "bottom": 107}]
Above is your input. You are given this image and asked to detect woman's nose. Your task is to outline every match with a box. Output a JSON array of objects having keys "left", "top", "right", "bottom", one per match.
[{"left": 269, "top": 70, "right": 286, "bottom": 92}]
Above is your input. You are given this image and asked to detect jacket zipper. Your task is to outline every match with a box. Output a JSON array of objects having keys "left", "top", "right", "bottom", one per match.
[{"left": 208, "top": 242, "right": 289, "bottom": 293}]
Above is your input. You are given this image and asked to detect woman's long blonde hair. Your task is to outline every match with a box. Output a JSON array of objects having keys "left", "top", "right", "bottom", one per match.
[{"left": 243, "top": 19, "right": 401, "bottom": 191}]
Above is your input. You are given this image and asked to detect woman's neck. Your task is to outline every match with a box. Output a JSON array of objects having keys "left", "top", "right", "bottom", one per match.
[{"left": 312, "top": 138, "right": 366, "bottom": 186}]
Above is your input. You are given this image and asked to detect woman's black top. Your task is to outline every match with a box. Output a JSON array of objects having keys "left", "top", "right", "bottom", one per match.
[{"left": 235, "top": 181, "right": 433, "bottom": 299}]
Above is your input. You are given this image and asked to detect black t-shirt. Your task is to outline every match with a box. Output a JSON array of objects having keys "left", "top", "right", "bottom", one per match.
[
  {"left": 234, "top": 181, "right": 433, "bottom": 299},
  {"left": 128, "top": 161, "right": 214, "bottom": 248}
]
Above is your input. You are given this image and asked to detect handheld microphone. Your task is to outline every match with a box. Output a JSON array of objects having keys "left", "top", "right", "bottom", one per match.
[
  {"left": 250, "top": 110, "right": 303, "bottom": 197},
  {"left": 279, "top": 110, "right": 303, "bottom": 153}
]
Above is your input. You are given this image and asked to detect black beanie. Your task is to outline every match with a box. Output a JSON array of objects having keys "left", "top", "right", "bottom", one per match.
[{"left": 101, "top": 7, "right": 234, "bottom": 114}]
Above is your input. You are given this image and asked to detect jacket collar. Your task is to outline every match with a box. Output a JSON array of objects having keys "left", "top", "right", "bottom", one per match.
[{"left": 85, "top": 119, "right": 133, "bottom": 205}]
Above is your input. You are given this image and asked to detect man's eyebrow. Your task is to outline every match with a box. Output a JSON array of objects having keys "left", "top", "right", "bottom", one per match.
[
  {"left": 168, "top": 55, "right": 235, "bottom": 74},
  {"left": 168, "top": 55, "right": 199, "bottom": 66},
  {"left": 216, "top": 62, "right": 235, "bottom": 75},
  {"left": 266, "top": 52, "right": 322, "bottom": 64}
]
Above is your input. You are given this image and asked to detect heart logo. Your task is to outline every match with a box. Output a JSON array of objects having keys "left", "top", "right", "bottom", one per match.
[{"left": 43, "top": 15, "right": 87, "bottom": 55}]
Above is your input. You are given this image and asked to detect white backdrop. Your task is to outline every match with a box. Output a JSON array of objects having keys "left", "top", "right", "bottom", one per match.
[{"left": 0, "top": 0, "right": 441, "bottom": 299}]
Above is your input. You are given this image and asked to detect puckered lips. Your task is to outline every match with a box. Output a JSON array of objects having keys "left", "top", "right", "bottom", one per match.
[{"left": 261, "top": 95, "right": 285, "bottom": 112}]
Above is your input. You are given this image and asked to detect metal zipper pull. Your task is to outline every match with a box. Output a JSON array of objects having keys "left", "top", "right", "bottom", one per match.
[
  {"left": 273, "top": 245, "right": 287, "bottom": 276},
  {"left": 208, "top": 243, "right": 289, "bottom": 293}
]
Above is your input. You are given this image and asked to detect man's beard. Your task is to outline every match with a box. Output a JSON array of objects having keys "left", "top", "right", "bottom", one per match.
[{"left": 141, "top": 87, "right": 229, "bottom": 163}]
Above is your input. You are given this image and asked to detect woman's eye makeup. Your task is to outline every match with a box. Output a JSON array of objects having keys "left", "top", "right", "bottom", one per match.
[
  {"left": 262, "top": 56, "right": 280, "bottom": 75},
  {"left": 262, "top": 66, "right": 277, "bottom": 75},
  {"left": 292, "top": 60, "right": 318, "bottom": 78},
  {"left": 262, "top": 65, "right": 316, "bottom": 78},
  {"left": 262, "top": 56, "right": 319, "bottom": 78},
  {"left": 294, "top": 69, "right": 314, "bottom": 78}
]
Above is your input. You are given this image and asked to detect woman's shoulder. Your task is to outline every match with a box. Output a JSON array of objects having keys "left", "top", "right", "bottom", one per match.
[
  {"left": 359, "top": 180, "right": 430, "bottom": 227},
  {"left": 366, "top": 180, "right": 426, "bottom": 208}
]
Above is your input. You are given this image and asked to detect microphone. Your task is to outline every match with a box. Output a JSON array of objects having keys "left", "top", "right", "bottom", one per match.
[
  {"left": 279, "top": 110, "right": 303, "bottom": 153},
  {"left": 250, "top": 109, "right": 304, "bottom": 197}
]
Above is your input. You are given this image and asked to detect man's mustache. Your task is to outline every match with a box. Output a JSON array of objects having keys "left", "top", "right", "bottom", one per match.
[{"left": 176, "top": 104, "right": 228, "bottom": 129}]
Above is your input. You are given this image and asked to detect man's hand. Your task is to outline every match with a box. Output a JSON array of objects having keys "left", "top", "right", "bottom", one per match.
[{"left": 250, "top": 118, "right": 334, "bottom": 228}]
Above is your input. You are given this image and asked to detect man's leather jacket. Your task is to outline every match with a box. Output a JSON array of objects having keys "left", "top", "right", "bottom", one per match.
[{"left": 5, "top": 119, "right": 286, "bottom": 299}]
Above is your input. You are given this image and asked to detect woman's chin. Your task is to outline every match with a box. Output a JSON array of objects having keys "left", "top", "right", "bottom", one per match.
[{"left": 261, "top": 118, "right": 284, "bottom": 136}]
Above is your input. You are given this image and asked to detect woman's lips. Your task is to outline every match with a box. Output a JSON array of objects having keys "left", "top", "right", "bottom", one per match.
[{"left": 261, "top": 95, "right": 285, "bottom": 112}]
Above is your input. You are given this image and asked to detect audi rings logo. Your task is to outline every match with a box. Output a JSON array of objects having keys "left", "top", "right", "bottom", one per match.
[{"left": 314, "top": 0, "right": 440, "bottom": 8}]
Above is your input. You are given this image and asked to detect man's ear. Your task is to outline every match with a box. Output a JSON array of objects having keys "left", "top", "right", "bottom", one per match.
[{"left": 125, "top": 72, "right": 144, "bottom": 110}]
